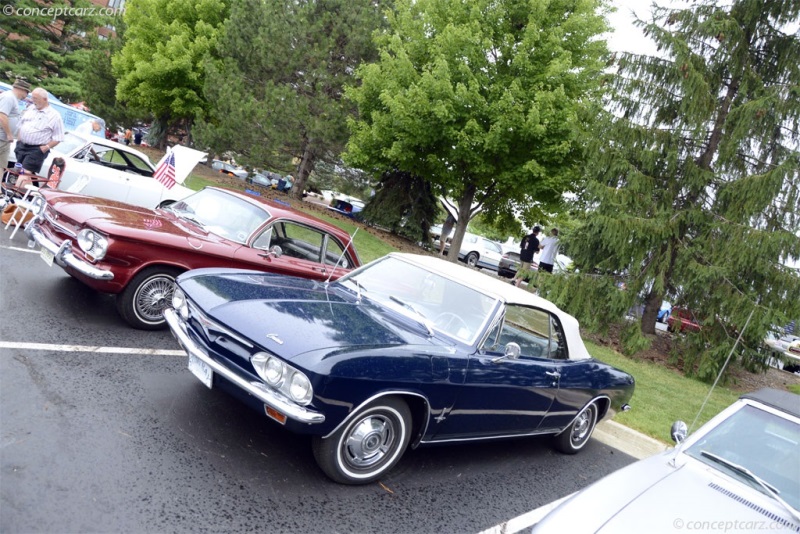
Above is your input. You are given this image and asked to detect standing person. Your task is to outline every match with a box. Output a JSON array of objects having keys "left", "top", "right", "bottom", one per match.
[
  {"left": 134, "top": 130, "right": 143, "bottom": 145},
  {"left": 14, "top": 87, "right": 64, "bottom": 179},
  {"left": 538, "top": 228, "right": 560, "bottom": 273},
  {"left": 123, "top": 128, "right": 133, "bottom": 145},
  {"left": 512, "top": 226, "right": 541, "bottom": 286},
  {"left": 0, "top": 79, "right": 31, "bottom": 170}
]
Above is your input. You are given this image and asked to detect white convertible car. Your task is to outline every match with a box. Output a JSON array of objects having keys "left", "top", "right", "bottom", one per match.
[{"left": 9, "top": 133, "right": 204, "bottom": 208}]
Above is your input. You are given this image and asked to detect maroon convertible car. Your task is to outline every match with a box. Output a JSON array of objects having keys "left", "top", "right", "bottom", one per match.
[{"left": 24, "top": 187, "right": 361, "bottom": 329}]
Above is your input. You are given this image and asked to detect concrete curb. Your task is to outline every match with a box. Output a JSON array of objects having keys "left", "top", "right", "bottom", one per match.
[{"left": 592, "top": 419, "right": 670, "bottom": 459}]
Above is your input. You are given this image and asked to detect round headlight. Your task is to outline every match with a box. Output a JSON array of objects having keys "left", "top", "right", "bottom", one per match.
[
  {"left": 289, "top": 372, "right": 313, "bottom": 405},
  {"left": 172, "top": 289, "right": 189, "bottom": 319},
  {"left": 264, "top": 357, "right": 285, "bottom": 386},
  {"left": 77, "top": 229, "right": 108, "bottom": 260}
]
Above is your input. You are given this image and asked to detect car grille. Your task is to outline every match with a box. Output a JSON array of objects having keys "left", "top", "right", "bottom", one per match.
[
  {"left": 185, "top": 301, "right": 259, "bottom": 370},
  {"left": 708, "top": 482, "right": 800, "bottom": 532},
  {"left": 43, "top": 206, "right": 79, "bottom": 238}
]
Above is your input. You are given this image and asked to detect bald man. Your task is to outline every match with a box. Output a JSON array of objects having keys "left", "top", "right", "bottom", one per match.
[{"left": 14, "top": 87, "right": 64, "bottom": 176}]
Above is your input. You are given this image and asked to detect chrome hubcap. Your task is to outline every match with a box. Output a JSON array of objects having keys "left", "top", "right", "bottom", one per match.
[
  {"left": 137, "top": 276, "right": 175, "bottom": 322},
  {"left": 572, "top": 408, "right": 593, "bottom": 444},
  {"left": 343, "top": 414, "right": 395, "bottom": 469}
]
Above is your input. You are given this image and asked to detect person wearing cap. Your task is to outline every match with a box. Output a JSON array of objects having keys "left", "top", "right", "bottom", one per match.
[
  {"left": 512, "top": 225, "right": 541, "bottom": 286},
  {"left": 14, "top": 87, "right": 65, "bottom": 177},
  {"left": 0, "top": 79, "right": 31, "bottom": 171}
]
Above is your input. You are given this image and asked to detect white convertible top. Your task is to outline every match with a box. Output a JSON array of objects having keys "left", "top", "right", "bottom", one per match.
[{"left": 391, "top": 253, "right": 593, "bottom": 360}]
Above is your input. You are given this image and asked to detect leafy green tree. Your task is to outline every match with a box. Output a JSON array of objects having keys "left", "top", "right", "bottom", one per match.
[
  {"left": 344, "top": 0, "right": 611, "bottom": 261},
  {"left": 112, "top": 0, "right": 229, "bottom": 147},
  {"left": 0, "top": 0, "right": 98, "bottom": 100},
  {"left": 550, "top": 0, "right": 800, "bottom": 380},
  {"left": 196, "top": 0, "right": 388, "bottom": 199}
]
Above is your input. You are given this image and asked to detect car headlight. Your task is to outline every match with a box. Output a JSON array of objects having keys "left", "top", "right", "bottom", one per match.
[
  {"left": 289, "top": 372, "right": 313, "bottom": 405},
  {"left": 252, "top": 352, "right": 285, "bottom": 387},
  {"left": 171, "top": 289, "right": 189, "bottom": 319},
  {"left": 251, "top": 352, "right": 313, "bottom": 405},
  {"left": 77, "top": 228, "right": 108, "bottom": 260}
]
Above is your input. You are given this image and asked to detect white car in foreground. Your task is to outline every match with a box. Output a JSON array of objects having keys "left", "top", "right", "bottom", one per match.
[
  {"left": 9, "top": 133, "right": 203, "bottom": 208},
  {"left": 532, "top": 388, "right": 800, "bottom": 533}
]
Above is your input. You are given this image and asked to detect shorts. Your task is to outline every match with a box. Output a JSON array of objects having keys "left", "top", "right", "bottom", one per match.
[{"left": 539, "top": 262, "right": 554, "bottom": 273}]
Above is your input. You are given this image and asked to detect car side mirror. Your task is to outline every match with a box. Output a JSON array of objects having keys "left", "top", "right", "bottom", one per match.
[
  {"left": 270, "top": 245, "right": 283, "bottom": 258},
  {"left": 490, "top": 342, "right": 521, "bottom": 363},
  {"left": 670, "top": 421, "right": 688, "bottom": 444}
]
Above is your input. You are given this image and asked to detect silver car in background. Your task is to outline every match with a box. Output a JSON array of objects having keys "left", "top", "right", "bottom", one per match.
[{"left": 532, "top": 388, "right": 800, "bottom": 533}]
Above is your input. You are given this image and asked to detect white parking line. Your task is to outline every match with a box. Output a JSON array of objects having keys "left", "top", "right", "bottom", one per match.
[
  {"left": 1, "top": 243, "right": 39, "bottom": 254},
  {"left": 0, "top": 341, "right": 185, "bottom": 357}
]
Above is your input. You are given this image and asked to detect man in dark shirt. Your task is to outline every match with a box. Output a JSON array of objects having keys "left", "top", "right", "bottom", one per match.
[{"left": 513, "top": 226, "right": 540, "bottom": 286}]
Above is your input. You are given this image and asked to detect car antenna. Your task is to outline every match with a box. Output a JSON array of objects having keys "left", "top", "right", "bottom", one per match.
[
  {"left": 670, "top": 308, "right": 755, "bottom": 465},
  {"left": 324, "top": 227, "right": 359, "bottom": 286}
]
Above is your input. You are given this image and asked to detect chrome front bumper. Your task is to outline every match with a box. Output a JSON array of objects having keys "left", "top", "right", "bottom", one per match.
[
  {"left": 25, "top": 222, "right": 114, "bottom": 281},
  {"left": 163, "top": 308, "right": 325, "bottom": 425}
]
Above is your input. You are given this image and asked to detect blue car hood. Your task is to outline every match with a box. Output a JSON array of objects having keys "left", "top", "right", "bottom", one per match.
[{"left": 178, "top": 269, "right": 420, "bottom": 359}]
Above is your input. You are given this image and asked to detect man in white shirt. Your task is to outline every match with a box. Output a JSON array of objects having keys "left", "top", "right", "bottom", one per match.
[
  {"left": 14, "top": 87, "right": 65, "bottom": 176},
  {"left": 538, "top": 228, "right": 560, "bottom": 273},
  {"left": 0, "top": 79, "right": 31, "bottom": 169},
  {"left": 75, "top": 119, "right": 102, "bottom": 138}
]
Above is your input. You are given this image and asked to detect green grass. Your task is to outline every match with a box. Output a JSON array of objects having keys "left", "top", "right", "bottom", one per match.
[{"left": 587, "top": 342, "right": 740, "bottom": 443}]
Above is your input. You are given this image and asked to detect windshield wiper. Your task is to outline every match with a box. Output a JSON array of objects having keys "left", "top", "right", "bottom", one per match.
[
  {"left": 389, "top": 296, "right": 434, "bottom": 336},
  {"left": 700, "top": 451, "right": 800, "bottom": 521}
]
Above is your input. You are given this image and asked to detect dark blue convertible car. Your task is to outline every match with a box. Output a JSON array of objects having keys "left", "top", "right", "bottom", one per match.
[{"left": 165, "top": 253, "right": 635, "bottom": 484}]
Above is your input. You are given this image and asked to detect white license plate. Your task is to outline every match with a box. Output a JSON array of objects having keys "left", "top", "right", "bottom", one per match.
[
  {"left": 39, "top": 247, "right": 54, "bottom": 267},
  {"left": 188, "top": 353, "right": 213, "bottom": 389}
]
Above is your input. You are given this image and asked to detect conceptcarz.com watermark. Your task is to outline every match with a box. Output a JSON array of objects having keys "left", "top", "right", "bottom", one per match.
[
  {"left": 672, "top": 518, "right": 796, "bottom": 532},
  {"left": 2, "top": 5, "right": 125, "bottom": 17}
]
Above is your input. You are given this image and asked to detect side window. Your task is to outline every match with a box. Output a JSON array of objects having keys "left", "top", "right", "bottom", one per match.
[
  {"left": 252, "top": 227, "right": 273, "bottom": 250},
  {"left": 269, "top": 221, "right": 324, "bottom": 262},
  {"left": 323, "top": 237, "right": 350, "bottom": 268},
  {"left": 484, "top": 305, "right": 566, "bottom": 360}
]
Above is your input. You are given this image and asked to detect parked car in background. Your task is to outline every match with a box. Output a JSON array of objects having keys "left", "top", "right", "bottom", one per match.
[
  {"left": 667, "top": 307, "right": 701, "bottom": 333},
  {"left": 328, "top": 195, "right": 365, "bottom": 219},
  {"left": 533, "top": 388, "right": 800, "bottom": 533},
  {"left": 164, "top": 253, "right": 635, "bottom": 484},
  {"left": 656, "top": 301, "right": 672, "bottom": 323},
  {"left": 211, "top": 159, "right": 248, "bottom": 180},
  {"left": 25, "top": 187, "right": 360, "bottom": 330},
  {"left": 498, "top": 251, "right": 521, "bottom": 278},
  {"left": 250, "top": 170, "right": 283, "bottom": 188},
  {"left": 430, "top": 225, "right": 505, "bottom": 271},
  {"left": 8, "top": 133, "right": 201, "bottom": 208}
]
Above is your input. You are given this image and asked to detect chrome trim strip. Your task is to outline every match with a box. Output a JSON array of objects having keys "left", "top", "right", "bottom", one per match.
[
  {"left": 25, "top": 222, "right": 114, "bottom": 280},
  {"left": 44, "top": 210, "right": 77, "bottom": 238},
  {"left": 321, "top": 390, "right": 431, "bottom": 440},
  {"left": 164, "top": 308, "right": 325, "bottom": 425},
  {"left": 419, "top": 427, "right": 559, "bottom": 445}
]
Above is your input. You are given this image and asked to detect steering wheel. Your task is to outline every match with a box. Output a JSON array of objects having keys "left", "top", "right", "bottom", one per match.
[{"left": 434, "top": 312, "right": 469, "bottom": 334}]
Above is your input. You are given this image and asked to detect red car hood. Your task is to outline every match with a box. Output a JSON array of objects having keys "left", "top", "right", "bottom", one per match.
[{"left": 41, "top": 189, "right": 229, "bottom": 244}]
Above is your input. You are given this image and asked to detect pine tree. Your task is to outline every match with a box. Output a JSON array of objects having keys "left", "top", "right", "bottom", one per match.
[
  {"left": 553, "top": 0, "right": 800, "bottom": 380},
  {"left": 361, "top": 170, "right": 439, "bottom": 243},
  {"left": 195, "top": 0, "right": 388, "bottom": 198}
]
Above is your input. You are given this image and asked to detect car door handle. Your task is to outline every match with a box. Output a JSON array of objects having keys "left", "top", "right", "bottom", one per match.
[
  {"left": 312, "top": 266, "right": 327, "bottom": 273},
  {"left": 545, "top": 371, "right": 561, "bottom": 378}
]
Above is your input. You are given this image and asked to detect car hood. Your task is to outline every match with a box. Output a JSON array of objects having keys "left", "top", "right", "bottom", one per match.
[
  {"left": 534, "top": 452, "right": 800, "bottom": 533},
  {"left": 178, "top": 269, "right": 431, "bottom": 360},
  {"left": 42, "top": 190, "right": 232, "bottom": 244}
]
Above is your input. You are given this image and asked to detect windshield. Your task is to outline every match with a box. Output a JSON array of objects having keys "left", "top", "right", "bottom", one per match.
[
  {"left": 167, "top": 188, "right": 269, "bottom": 244},
  {"left": 54, "top": 132, "right": 92, "bottom": 156},
  {"left": 337, "top": 256, "right": 499, "bottom": 343},
  {"left": 685, "top": 404, "right": 800, "bottom": 512}
]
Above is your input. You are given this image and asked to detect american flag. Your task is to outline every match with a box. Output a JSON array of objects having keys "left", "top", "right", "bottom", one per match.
[{"left": 154, "top": 152, "right": 176, "bottom": 190}]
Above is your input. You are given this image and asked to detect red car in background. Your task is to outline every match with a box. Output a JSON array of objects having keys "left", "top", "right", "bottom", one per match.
[
  {"left": 667, "top": 307, "right": 702, "bottom": 333},
  {"left": 24, "top": 187, "right": 361, "bottom": 330}
]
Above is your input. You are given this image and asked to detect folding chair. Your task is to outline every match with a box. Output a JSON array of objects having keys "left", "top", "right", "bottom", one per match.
[{"left": 4, "top": 184, "right": 43, "bottom": 239}]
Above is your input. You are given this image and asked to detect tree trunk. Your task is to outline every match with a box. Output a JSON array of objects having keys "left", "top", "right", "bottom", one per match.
[
  {"left": 446, "top": 183, "right": 477, "bottom": 264},
  {"left": 641, "top": 289, "right": 662, "bottom": 335},
  {"left": 291, "top": 137, "right": 315, "bottom": 200}
]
